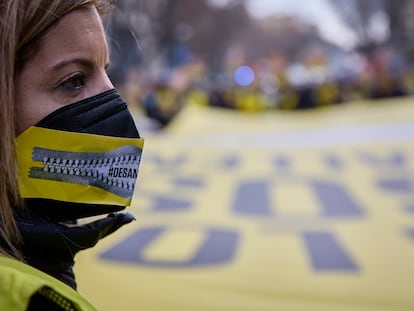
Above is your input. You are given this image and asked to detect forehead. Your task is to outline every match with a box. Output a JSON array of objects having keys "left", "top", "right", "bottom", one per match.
[{"left": 31, "top": 7, "right": 108, "bottom": 69}]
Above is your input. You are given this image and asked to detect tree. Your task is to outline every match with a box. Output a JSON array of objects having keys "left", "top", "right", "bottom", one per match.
[
  {"left": 105, "top": 0, "right": 250, "bottom": 84},
  {"left": 330, "top": 0, "right": 414, "bottom": 59}
]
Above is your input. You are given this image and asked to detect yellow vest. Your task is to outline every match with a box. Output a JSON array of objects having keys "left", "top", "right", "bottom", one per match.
[{"left": 0, "top": 256, "right": 96, "bottom": 311}]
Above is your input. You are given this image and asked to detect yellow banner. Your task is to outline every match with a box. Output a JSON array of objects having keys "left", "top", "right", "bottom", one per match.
[{"left": 76, "top": 97, "right": 414, "bottom": 311}]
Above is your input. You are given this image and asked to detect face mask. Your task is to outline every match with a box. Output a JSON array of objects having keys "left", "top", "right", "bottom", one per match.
[{"left": 16, "top": 89, "right": 144, "bottom": 221}]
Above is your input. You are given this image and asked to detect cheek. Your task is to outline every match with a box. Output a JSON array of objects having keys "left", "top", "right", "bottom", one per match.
[
  {"left": 15, "top": 100, "right": 40, "bottom": 135},
  {"left": 14, "top": 63, "right": 61, "bottom": 135},
  {"left": 14, "top": 85, "right": 57, "bottom": 135}
]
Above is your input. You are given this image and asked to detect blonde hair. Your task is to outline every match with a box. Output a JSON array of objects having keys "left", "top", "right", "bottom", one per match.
[{"left": 0, "top": 0, "right": 113, "bottom": 258}]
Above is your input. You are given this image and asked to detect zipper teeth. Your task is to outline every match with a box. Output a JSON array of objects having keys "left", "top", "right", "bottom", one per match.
[
  {"left": 41, "top": 155, "right": 138, "bottom": 190},
  {"left": 30, "top": 145, "right": 141, "bottom": 198}
]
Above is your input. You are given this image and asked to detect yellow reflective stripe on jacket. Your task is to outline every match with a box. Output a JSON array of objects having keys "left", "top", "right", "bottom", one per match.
[{"left": 0, "top": 256, "right": 96, "bottom": 311}]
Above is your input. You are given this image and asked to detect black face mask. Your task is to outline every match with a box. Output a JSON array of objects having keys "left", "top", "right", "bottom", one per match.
[{"left": 16, "top": 89, "right": 144, "bottom": 222}]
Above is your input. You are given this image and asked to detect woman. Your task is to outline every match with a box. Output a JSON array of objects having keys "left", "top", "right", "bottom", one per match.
[{"left": 0, "top": 0, "right": 144, "bottom": 309}]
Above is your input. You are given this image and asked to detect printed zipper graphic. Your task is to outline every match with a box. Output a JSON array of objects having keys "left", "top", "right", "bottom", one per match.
[{"left": 29, "top": 145, "right": 142, "bottom": 198}]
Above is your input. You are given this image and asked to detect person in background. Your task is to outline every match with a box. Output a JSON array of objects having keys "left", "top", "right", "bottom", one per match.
[{"left": 0, "top": 0, "right": 144, "bottom": 309}]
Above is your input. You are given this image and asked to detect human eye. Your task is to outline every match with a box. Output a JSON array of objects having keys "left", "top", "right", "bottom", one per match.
[{"left": 58, "top": 72, "right": 86, "bottom": 91}]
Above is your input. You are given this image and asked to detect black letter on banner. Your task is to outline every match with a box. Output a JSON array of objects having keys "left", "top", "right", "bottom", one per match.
[{"left": 99, "top": 226, "right": 239, "bottom": 267}]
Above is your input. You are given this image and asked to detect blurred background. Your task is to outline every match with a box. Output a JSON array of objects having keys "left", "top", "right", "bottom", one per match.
[
  {"left": 103, "top": 0, "right": 414, "bottom": 126},
  {"left": 75, "top": 1, "right": 414, "bottom": 310}
]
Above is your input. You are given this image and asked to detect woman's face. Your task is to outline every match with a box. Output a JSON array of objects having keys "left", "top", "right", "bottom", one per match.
[{"left": 15, "top": 6, "right": 113, "bottom": 135}]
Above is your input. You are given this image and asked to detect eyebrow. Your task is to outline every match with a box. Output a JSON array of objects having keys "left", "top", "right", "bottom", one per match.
[{"left": 51, "top": 58, "right": 109, "bottom": 72}]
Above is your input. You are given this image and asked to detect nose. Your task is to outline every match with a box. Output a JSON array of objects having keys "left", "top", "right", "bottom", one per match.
[{"left": 96, "top": 69, "right": 114, "bottom": 93}]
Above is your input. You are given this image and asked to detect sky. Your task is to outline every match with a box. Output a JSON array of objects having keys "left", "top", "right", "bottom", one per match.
[{"left": 209, "top": 0, "right": 359, "bottom": 50}]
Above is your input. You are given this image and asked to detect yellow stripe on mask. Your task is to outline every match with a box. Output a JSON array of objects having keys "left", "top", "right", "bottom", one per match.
[{"left": 16, "top": 126, "right": 144, "bottom": 206}]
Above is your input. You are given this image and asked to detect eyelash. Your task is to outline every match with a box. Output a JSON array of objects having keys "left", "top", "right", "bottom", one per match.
[{"left": 58, "top": 72, "right": 86, "bottom": 91}]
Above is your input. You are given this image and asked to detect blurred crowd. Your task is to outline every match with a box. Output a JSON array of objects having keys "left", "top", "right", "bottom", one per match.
[{"left": 118, "top": 44, "right": 413, "bottom": 128}]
